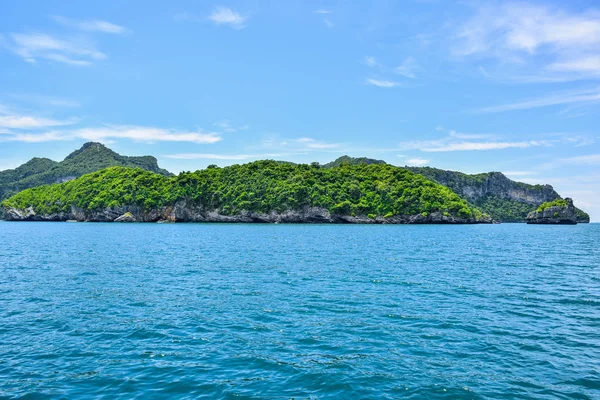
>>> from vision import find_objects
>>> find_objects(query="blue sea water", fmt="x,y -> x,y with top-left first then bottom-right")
0,222 -> 599,399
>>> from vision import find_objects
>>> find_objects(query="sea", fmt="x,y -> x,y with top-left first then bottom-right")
0,222 -> 598,399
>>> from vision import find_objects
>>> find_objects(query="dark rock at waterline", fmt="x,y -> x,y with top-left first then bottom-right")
526,198 -> 578,225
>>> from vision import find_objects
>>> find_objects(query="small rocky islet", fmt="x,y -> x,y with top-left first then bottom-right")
0,142 -> 591,224
526,198 -> 579,225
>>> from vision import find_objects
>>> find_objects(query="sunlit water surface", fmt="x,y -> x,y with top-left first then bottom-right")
0,222 -> 599,399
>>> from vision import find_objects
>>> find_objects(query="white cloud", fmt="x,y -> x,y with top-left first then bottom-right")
454,3 -> 600,80
503,171 -> 538,177
6,93 -> 80,108
557,154 -> 600,166
6,32 -> 106,66
296,137 -> 341,149
0,114 -> 76,129
314,9 -> 332,15
399,131 -> 547,152
365,56 -> 379,68
212,120 -> 248,133
366,78 -> 400,88
448,130 -> 495,140
421,141 -> 543,152
52,16 -> 128,34
1,125 -> 222,144
209,7 -> 247,29
324,19 -> 334,29
548,56 -> 600,74
75,126 -> 222,144
394,57 -> 418,78
4,131 -> 67,143
166,153 -> 252,160
406,158 -> 429,166
475,87 -> 600,113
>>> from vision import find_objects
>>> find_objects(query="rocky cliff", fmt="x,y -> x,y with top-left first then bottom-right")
407,167 -> 589,223
4,202 -> 491,224
526,198 -> 578,225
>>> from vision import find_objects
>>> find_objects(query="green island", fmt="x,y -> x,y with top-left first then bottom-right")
0,142 -> 171,204
536,199 -> 569,212
0,144 -> 591,224
2,161 -> 490,223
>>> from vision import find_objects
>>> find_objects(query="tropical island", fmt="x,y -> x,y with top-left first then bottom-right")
0,142 -> 591,224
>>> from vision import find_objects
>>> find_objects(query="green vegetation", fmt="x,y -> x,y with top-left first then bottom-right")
536,199 -> 569,212
321,155 -> 386,168
3,161 -> 488,220
0,142 -> 172,204
405,166 -> 586,222
574,208 -> 590,222
477,195 -> 538,222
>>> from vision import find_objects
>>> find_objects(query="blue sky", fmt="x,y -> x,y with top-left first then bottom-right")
1,0 -> 599,219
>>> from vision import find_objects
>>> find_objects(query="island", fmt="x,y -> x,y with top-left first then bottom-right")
526,198 -> 578,225
2,162 -> 493,224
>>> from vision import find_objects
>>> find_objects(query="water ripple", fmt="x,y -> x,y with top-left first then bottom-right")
0,222 -> 599,399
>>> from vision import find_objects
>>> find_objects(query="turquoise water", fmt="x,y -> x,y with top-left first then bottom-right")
0,222 -> 599,399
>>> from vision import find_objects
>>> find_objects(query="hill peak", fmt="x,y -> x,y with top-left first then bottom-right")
64,142 -> 114,160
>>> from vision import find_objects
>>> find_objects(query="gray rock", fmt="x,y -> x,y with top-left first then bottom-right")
526,198 -> 577,225
114,212 -> 136,222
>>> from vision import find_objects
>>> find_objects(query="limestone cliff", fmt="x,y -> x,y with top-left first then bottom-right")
3,202 -> 492,224
407,167 -> 589,223
526,198 -> 578,225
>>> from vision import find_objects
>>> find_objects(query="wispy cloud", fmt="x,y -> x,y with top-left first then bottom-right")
209,7 -> 247,29
166,153 -> 253,160
314,9 -> 332,15
366,78 -> 400,88
399,129 -> 548,152
166,152 -> 288,160
364,56 -> 380,68
448,130 -> 495,140
557,154 -> 600,166
475,87 -> 600,113
0,107 -> 77,129
406,158 -> 429,166
418,141 -> 544,152
5,93 -> 80,108
548,56 -> 600,74
5,32 -> 106,66
323,19 -> 334,29
74,126 -> 222,144
394,57 -> 418,78
1,125 -> 222,144
0,115 -> 76,129
454,2 -> 600,81
213,120 -> 249,133
296,137 -> 341,149
52,16 -> 128,34
503,171 -> 538,177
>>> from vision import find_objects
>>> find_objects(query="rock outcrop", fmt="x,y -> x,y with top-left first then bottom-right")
3,202 -> 492,224
114,212 -> 136,222
407,167 -> 590,223
526,198 -> 578,225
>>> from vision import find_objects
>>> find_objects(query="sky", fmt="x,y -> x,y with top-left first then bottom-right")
0,0 -> 599,219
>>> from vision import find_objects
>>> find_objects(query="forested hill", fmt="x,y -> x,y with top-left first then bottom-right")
321,155 -> 386,168
320,156 -> 589,223
2,162 -> 490,224
0,142 -> 172,204
406,166 -> 590,223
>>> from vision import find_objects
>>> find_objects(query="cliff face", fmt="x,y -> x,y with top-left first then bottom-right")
407,167 -> 589,223
3,202 -> 492,224
526,198 -> 578,225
